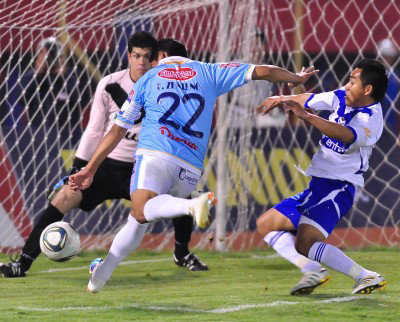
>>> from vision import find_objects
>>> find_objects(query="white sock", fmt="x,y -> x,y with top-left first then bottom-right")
308,242 -> 375,280
264,231 -> 321,273
143,194 -> 193,222
94,215 -> 148,283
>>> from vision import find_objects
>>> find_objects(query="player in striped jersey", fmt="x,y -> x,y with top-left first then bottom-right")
69,38 -> 318,293
0,32 -> 207,279
256,58 -> 388,295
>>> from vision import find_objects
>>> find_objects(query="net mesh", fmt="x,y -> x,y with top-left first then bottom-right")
1,0 -> 399,252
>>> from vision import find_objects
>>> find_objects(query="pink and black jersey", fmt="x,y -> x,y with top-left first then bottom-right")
76,69 -> 141,163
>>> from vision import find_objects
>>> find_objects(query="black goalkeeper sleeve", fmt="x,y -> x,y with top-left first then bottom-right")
105,83 -> 128,108
105,82 -> 145,124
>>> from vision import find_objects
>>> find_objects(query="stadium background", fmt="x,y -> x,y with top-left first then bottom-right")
0,0 -> 399,252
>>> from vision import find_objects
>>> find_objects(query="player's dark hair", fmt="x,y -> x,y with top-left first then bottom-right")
128,31 -> 157,53
354,58 -> 388,102
156,38 -> 188,58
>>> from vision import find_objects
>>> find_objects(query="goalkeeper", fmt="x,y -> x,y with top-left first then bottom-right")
256,59 -> 388,295
0,31 -> 208,278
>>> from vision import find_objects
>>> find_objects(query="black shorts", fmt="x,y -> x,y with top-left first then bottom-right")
79,158 -> 133,211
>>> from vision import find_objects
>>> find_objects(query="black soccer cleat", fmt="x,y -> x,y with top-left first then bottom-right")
174,252 -> 209,271
0,260 -> 26,278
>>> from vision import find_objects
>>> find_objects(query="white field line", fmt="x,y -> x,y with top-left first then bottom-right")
251,254 -> 280,259
15,296 -> 360,314
38,258 -> 171,273
37,254 -> 279,273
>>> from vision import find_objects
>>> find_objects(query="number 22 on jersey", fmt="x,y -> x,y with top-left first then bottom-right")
157,92 -> 205,138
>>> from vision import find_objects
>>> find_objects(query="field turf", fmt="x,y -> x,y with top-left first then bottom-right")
0,248 -> 398,321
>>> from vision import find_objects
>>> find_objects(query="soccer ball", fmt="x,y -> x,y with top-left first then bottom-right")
40,221 -> 80,262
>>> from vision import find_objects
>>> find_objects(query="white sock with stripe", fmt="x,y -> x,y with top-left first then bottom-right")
264,231 -> 322,273
94,215 -> 148,283
308,242 -> 375,280
143,194 -> 193,222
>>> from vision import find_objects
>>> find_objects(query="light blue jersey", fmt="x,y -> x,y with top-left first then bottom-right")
115,56 -> 255,173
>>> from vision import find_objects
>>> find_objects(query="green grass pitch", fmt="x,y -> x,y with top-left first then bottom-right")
0,248 -> 398,321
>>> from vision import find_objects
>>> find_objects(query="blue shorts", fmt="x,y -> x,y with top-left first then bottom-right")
274,177 -> 355,238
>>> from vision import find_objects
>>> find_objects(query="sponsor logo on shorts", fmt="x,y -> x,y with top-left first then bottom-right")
159,126 -> 198,150
178,169 -> 198,186
219,62 -> 241,68
158,67 -> 197,81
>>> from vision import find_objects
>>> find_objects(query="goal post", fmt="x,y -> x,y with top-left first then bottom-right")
215,0 -> 231,252
1,0 -> 399,253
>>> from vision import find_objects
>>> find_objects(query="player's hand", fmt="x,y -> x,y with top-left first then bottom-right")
280,100 -> 309,119
68,168 -> 94,191
288,66 -> 319,87
256,96 -> 284,115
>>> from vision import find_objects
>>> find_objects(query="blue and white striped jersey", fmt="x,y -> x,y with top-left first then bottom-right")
115,56 -> 254,173
304,88 -> 383,187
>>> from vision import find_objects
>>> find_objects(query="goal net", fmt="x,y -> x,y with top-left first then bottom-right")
1,0 -> 399,252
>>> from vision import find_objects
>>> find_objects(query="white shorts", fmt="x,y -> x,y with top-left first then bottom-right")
129,154 -> 200,198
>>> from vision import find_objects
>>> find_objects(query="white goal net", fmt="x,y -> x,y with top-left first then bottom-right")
1,0 -> 399,252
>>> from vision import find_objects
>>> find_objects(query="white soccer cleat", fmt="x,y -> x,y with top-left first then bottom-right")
352,274 -> 387,294
87,258 -> 106,294
189,192 -> 218,229
290,268 -> 331,295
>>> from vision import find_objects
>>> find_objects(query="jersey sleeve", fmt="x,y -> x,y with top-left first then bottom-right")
346,109 -> 383,148
210,62 -> 255,96
115,76 -> 147,130
304,89 -> 343,111
75,76 -> 110,161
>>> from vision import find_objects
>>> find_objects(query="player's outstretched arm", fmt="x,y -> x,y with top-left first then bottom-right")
257,93 -> 312,115
69,124 -> 127,191
281,100 -> 354,143
252,65 -> 318,86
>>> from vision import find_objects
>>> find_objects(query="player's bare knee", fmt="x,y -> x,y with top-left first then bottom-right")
130,189 -> 157,224
257,208 -> 294,237
296,224 -> 326,257
130,210 -> 147,224
256,209 -> 275,236
51,185 -> 82,212
295,235 -> 320,257
294,237 -> 313,257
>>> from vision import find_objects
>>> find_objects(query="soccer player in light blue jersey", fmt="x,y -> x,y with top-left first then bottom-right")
256,59 -> 388,295
69,38 -> 317,293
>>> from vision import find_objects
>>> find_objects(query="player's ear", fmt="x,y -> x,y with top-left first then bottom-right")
364,84 -> 373,97
158,51 -> 168,60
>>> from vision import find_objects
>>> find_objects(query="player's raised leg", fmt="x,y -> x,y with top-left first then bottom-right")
88,194 -> 216,293
129,156 -> 216,228
87,156 -> 216,293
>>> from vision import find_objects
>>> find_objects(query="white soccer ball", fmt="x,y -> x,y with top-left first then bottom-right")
40,221 -> 80,262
